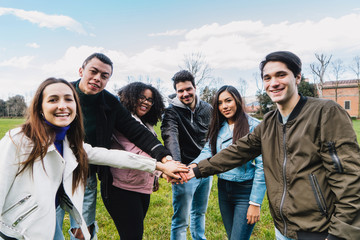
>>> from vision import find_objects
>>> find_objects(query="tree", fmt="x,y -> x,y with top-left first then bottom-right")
350,56 -> 360,118
254,72 -> 263,93
6,95 -> 27,117
200,86 -> 217,104
122,75 -> 166,93
253,72 -> 266,116
331,59 -> 345,102
256,90 -> 275,115
0,99 -> 6,117
298,75 -> 317,97
238,77 -> 248,99
310,53 -> 332,98
181,52 -> 212,89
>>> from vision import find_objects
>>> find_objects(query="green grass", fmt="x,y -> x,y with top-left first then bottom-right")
0,118 -> 24,138
2,119 -> 360,239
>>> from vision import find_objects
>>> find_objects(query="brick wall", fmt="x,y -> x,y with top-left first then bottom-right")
321,80 -> 359,118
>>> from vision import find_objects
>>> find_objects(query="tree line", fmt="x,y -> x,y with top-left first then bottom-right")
0,95 -> 27,117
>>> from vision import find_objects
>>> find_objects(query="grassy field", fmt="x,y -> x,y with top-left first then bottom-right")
0,118 -> 24,137
1,119 -> 360,239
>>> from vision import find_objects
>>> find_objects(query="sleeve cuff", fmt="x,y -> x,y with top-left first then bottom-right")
151,145 -> 171,162
193,167 -> 202,178
249,201 -> 261,207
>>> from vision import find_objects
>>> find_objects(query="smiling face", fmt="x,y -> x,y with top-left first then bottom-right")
263,61 -> 301,108
135,89 -> 153,117
175,81 -> 196,109
78,57 -> 112,95
41,83 -> 77,127
218,91 -> 237,125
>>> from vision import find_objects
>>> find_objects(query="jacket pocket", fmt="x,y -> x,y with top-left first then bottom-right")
309,173 -> 328,218
1,194 -> 39,227
11,205 -> 38,227
327,141 -> 344,173
2,195 -> 32,216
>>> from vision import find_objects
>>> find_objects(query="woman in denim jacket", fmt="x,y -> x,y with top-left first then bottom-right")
192,85 -> 266,240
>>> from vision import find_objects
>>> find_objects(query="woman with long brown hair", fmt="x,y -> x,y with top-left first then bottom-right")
0,78 -> 187,240
191,85 -> 266,240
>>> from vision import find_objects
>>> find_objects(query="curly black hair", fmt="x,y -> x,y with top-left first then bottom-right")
118,82 -> 165,126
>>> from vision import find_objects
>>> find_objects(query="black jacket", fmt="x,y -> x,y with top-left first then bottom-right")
72,80 -> 170,197
161,96 -> 212,165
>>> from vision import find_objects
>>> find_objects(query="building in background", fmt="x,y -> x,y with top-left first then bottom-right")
322,80 -> 359,118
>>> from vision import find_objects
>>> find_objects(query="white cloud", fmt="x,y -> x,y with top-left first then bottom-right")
45,13 -> 360,90
26,42 -> 40,48
0,56 -> 34,68
149,29 -> 188,37
7,12 -> 360,99
0,7 -> 86,34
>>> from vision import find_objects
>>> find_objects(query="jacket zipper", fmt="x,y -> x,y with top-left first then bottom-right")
279,124 -> 288,235
1,195 -> 31,216
12,205 -> 38,227
309,173 -> 328,218
327,141 -> 343,173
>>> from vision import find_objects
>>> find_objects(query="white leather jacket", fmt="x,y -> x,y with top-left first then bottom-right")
0,128 -> 156,240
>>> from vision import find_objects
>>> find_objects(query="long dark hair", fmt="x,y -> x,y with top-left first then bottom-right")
20,78 -> 88,193
207,85 -> 249,155
118,82 -> 165,126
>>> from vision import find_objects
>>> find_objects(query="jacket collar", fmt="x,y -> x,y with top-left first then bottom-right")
48,138 -> 78,181
277,94 -> 308,124
218,121 -> 233,140
131,113 -> 155,135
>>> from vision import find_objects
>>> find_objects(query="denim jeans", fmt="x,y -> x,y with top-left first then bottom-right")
54,172 -> 98,240
275,228 -> 295,240
218,178 -> 255,240
171,176 -> 213,240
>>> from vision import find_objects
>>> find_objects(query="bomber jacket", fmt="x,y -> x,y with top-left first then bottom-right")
194,95 -> 360,240
192,116 -> 266,205
72,80 -> 170,197
161,96 -> 212,165
0,128 -> 157,240
110,114 -> 161,194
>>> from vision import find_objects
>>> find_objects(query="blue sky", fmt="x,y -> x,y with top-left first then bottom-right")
1,0 -> 360,102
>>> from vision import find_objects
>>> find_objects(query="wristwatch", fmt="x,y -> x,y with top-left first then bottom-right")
165,155 -> 173,161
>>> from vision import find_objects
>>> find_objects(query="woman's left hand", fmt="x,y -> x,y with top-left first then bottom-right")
247,204 -> 261,225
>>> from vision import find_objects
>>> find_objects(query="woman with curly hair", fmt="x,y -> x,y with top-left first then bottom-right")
102,82 -> 166,240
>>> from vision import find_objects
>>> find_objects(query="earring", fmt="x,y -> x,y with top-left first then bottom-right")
41,112 -> 44,118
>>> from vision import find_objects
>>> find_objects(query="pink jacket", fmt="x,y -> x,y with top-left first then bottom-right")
110,115 -> 161,194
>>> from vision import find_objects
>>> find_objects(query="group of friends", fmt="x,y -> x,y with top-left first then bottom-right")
0,51 -> 359,240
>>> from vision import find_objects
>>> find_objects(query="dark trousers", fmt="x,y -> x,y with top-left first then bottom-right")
101,182 -> 150,240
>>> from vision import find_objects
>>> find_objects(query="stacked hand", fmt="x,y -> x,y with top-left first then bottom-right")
156,160 -> 189,184
186,163 -> 196,180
